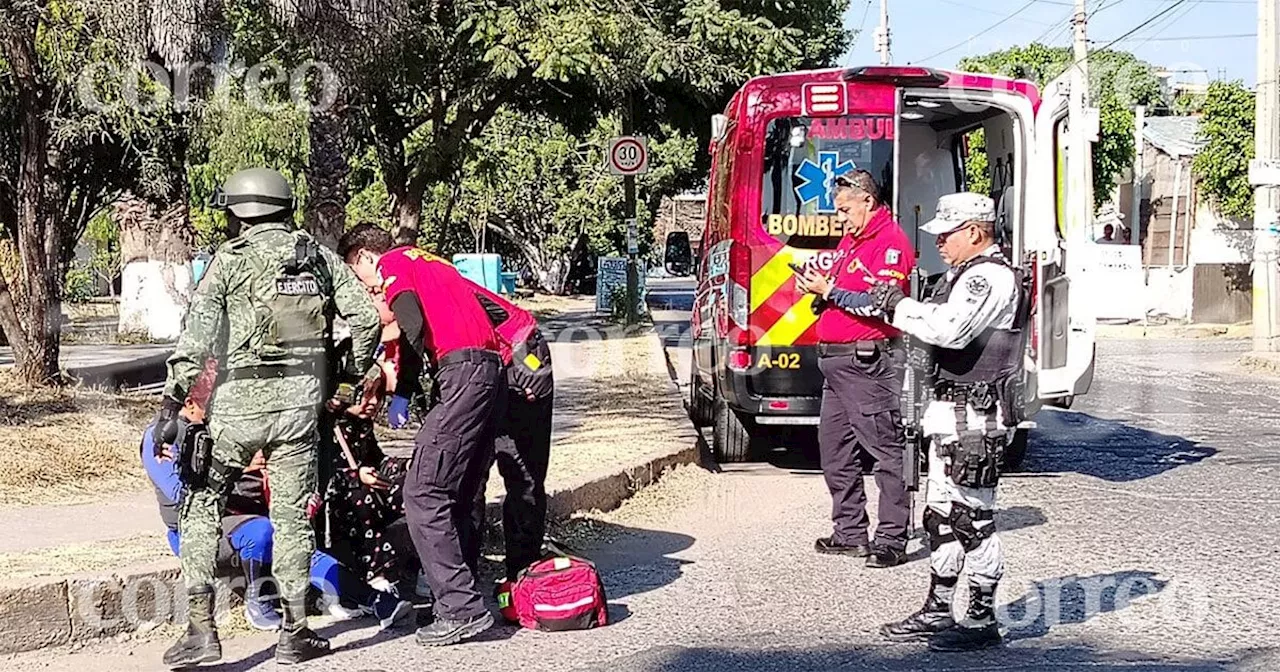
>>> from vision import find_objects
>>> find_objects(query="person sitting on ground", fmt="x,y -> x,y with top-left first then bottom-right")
142,359 -> 413,631
324,322 -> 421,600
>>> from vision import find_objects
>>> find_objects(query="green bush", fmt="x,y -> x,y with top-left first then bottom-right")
63,264 -> 98,303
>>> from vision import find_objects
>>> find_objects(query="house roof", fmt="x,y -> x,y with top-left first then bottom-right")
1142,116 -> 1203,158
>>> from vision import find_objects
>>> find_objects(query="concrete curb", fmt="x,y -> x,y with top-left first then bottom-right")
0,331 -> 701,656
65,351 -> 172,390
1096,324 -> 1252,340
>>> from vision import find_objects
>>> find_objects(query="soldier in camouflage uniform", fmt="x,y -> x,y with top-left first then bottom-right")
152,168 -> 381,668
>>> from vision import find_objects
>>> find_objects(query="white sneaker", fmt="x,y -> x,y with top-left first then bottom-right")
325,601 -> 369,621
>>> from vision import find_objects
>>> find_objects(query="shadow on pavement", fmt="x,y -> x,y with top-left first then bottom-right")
613,642 -> 1247,672
1026,410 -> 1217,482
547,518 -> 696,602
1000,570 -> 1167,643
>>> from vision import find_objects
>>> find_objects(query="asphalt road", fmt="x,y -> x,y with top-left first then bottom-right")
11,331 -> 1280,671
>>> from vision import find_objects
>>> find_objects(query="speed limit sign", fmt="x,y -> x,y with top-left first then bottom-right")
608,136 -> 649,176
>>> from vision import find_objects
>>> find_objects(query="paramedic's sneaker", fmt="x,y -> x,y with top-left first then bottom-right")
244,599 -> 282,631
325,600 -> 368,621
371,591 -> 414,630
415,611 -> 494,647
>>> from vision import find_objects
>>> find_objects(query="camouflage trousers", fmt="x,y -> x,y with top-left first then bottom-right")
179,406 -> 319,623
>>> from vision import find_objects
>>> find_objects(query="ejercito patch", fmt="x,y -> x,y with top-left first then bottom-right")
277,276 -> 321,296
964,274 -> 991,296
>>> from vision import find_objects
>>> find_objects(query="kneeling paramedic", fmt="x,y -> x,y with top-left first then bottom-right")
339,224 -> 506,647
153,168 -> 381,668
868,193 -> 1030,652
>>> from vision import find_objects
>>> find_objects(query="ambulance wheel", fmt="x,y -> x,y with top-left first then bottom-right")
688,360 -> 714,428
1001,428 -> 1029,472
1048,395 -> 1074,410
712,400 -> 763,463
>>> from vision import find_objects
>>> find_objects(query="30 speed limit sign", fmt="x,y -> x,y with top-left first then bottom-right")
608,136 -> 649,176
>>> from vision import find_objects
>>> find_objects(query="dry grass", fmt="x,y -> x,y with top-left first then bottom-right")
0,533 -> 169,581
0,372 -> 155,506
514,293 -> 589,321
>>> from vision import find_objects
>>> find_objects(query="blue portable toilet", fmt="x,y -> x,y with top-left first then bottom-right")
452,253 -> 503,294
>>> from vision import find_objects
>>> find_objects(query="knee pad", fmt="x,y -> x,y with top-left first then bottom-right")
923,507 -> 957,552
949,504 -> 996,552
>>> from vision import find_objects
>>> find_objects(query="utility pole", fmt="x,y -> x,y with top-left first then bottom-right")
1069,0 -> 1093,244
1253,0 -> 1280,352
1132,104 -> 1146,250
876,0 -> 891,65
623,94 -> 640,327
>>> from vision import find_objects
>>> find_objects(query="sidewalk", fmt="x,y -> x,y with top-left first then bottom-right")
1239,351 -> 1280,376
1096,322 -> 1253,340
0,315 -> 704,654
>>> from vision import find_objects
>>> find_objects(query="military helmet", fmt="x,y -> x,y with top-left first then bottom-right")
210,168 -> 295,220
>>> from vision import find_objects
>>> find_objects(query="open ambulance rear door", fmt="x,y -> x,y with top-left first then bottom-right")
1028,73 -> 1098,405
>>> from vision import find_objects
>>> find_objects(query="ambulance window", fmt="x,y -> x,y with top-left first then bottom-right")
710,135 -> 735,243
760,116 -> 894,249
1054,117 -> 1068,241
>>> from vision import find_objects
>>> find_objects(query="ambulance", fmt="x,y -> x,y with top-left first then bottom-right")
684,65 -> 1097,464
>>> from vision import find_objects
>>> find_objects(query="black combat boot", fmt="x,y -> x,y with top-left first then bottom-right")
928,582 -> 1003,652
275,597 -> 332,665
163,587 -> 222,668
880,574 -> 957,642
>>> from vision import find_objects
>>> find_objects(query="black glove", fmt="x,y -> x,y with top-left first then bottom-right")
151,396 -> 184,456
870,282 -> 907,314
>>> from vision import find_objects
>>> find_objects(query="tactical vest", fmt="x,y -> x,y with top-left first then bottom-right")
924,255 -> 1031,385
221,225 -> 333,371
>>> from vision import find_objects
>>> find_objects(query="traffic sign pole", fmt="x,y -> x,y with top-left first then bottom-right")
623,96 -> 639,326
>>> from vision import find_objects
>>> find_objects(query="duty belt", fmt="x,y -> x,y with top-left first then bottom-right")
933,380 -> 997,409
225,359 -> 320,381
436,348 -> 502,369
818,338 -> 903,358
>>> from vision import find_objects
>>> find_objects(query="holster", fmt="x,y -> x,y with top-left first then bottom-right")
176,421 -> 215,490
935,384 -> 1004,489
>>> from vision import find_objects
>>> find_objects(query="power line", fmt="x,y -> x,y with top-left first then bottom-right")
1127,0 -> 1201,50
911,0 -> 1039,64
1088,0 -> 1192,54
1091,32 -> 1255,42
936,0 -> 1057,25
846,0 -> 875,56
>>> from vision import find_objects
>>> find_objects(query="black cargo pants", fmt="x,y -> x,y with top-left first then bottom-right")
471,335 -> 555,579
404,349 -> 505,621
816,340 -> 910,551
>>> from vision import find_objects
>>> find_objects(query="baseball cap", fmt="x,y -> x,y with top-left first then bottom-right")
921,192 -> 996,236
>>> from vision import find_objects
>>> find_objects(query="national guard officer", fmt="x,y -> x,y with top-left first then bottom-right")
872,192 -> 1030,652
338,224 -> 506,647
153,168 -> 381,667
796,170 -> 916,569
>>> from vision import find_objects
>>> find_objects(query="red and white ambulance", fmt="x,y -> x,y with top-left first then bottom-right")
685,65 -> 1097,464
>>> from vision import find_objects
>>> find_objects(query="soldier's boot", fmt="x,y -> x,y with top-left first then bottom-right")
163,587 -> 222,668
880,573 -> 957,642
928,582 -> 1003,652
276,598 -> 332,665
242,560 -> 282,631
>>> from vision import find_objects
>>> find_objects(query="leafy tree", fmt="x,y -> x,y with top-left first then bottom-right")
959,44 -> 1165,209
1193,80 -> 1255,221
1,0 -> 171,382
347,0 -> 849,245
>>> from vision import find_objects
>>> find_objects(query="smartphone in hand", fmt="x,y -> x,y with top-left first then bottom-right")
788,262 -> 807,276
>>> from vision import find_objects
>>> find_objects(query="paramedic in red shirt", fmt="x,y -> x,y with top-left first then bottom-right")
467,284 -> 555,583
796,169 -> 916,569
338,224 -> 503,647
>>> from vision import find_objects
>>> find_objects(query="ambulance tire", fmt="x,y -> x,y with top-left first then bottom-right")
1001,428 -> 1030,472
688,360 -> 714,428
712,399 -> 764,463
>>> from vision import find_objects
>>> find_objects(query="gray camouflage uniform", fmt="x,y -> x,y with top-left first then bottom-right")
163,222 -> 380,623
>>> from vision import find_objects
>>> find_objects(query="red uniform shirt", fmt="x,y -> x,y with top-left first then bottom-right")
467,281 -> 539,366
377,246 -> 500,360
816,207 -> 916,344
